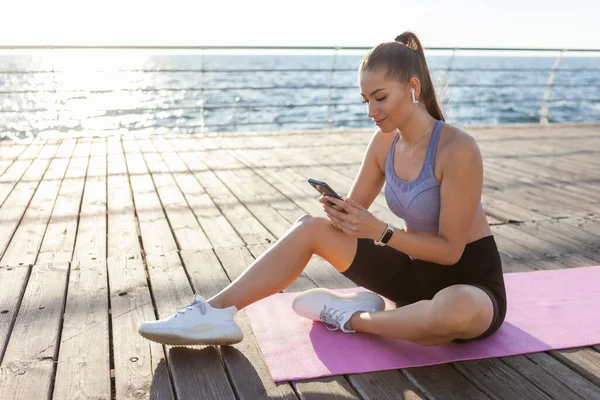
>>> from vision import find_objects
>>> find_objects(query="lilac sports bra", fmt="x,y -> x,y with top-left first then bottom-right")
384,120 -> 443,232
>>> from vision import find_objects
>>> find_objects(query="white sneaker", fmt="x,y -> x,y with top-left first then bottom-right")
138,295 -> 243,345
292,288 -> 385,333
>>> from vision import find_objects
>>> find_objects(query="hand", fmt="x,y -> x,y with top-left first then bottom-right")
321,196 -> 387,240
319,195 -> 344,230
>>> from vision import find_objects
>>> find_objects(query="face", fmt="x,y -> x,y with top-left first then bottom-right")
359,68 -> 416,132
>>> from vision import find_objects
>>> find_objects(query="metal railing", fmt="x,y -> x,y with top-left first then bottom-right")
1,45 -> 599,138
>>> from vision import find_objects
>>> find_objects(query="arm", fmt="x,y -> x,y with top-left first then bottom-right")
346,130 -> 386,209
377,136 -> 484,265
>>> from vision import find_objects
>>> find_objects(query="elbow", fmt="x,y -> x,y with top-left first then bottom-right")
443,247 -> 464,266
440,257 -> 459,266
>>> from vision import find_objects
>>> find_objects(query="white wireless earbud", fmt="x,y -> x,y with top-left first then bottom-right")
411,88 -> 419,104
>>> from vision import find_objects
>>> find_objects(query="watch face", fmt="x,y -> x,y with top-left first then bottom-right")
382,228 -> 394,243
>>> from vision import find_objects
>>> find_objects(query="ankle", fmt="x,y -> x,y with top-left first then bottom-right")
347,312 -> 364,331
207,298 -> 226,309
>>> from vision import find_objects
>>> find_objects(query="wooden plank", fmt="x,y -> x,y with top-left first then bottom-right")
484,144 -> 600,205
106,136 -> 174,400
453,359 -> 555,400
551,349 -> 600,387
503,354 -> 598,400
106,137 -> 143,259
226,144 -> 400,235
152,138 -> 244,248
203,148 -> 352,290
124,138 -> 179,256
108,256 -> 174,400
494,222 -> 600,392
125,137 -> 235,399
403,364 -> 489,399
207,151 -> 304,238
0,140 -> 31,178
0,142 -> 27,162
145,252 -> 235,400
484,158 -> 600,210
0,265 -> 30,363
0,142 -> 45,207
495,224 -> 597,267
178,150 -> 274,246
492,229 -> 566,270
517,220 -> 600,259
0,143 -> 57,260
0,262 -> 69,400
136,138 -> 212,251
36,140 -> 91,265
1,155 -> 71,266
483,163 -> 598,219
53,138 -> 111,400
348,370 -> 425,400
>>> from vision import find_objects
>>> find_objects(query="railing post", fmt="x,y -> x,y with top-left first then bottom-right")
326,47 -> 340,130
539,50 -> 565,124
51,51 -> 59,140
200,48 -> 206,134
442,48 -> 456,108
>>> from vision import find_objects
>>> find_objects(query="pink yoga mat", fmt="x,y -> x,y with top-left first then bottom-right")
245,265 -> 600,382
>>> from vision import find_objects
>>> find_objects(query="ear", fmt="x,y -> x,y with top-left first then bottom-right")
408,77 -> 421,98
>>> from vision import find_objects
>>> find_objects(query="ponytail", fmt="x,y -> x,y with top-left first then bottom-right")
360,31 -> 445,122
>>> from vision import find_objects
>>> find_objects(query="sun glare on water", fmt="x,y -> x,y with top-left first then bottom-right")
28,50 -> 156,140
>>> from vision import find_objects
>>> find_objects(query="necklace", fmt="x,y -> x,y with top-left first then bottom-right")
398,122 -> 435,149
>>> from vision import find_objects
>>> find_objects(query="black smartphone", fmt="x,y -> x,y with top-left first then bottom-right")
307,178 -> 344,200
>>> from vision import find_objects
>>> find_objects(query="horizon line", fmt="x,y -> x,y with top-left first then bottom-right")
1,45 -> 600,52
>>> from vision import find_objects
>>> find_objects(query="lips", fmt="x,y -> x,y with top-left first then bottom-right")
374,118 -> 387,125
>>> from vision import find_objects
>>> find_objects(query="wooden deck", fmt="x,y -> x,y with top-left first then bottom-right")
0,123 -> 599,400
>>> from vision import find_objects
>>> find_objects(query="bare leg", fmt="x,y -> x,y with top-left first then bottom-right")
208,215 -> 358,310
349,285 -> 495,346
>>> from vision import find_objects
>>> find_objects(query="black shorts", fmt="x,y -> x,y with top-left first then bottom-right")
343,235 -> 507,342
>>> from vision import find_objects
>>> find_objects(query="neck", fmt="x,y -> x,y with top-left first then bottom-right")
397,110 -> 437,145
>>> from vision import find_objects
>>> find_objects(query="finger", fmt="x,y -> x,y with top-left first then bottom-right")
325,196 -> 353,214
325,212 -> 349,231
343,196 -> 365,210
326,204 -> 352,220
328,215 -> 356,233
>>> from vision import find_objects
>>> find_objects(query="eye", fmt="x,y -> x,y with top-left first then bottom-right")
376,97 -> 386,102
361,99 -> 368,104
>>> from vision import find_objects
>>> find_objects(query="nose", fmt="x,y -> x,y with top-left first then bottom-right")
367,102 -> 379,119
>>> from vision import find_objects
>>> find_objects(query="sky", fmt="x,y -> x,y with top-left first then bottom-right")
0,0 -> 598,50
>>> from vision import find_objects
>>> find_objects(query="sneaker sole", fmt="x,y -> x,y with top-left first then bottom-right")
138,323 -> 243,346
292,288 -> 386,318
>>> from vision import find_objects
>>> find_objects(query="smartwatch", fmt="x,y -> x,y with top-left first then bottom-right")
374,223 -> 394,246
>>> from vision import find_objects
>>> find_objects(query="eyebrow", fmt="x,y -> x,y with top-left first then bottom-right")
360,88 -> 386,97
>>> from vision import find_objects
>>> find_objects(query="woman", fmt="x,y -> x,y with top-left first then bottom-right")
138,31 -> 507,347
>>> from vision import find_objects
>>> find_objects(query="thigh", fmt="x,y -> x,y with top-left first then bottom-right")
341,237 -> 420,305
305,215 -> 360,273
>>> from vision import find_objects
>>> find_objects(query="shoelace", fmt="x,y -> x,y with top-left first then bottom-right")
319,305 -> 347,331
174,295 -> 207,318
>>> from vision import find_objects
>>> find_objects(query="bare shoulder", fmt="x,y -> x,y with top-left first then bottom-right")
439,123 -> 481,158
437,124 -> 482,175
367,128 -> 396,172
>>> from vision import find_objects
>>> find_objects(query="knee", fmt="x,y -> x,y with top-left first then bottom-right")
291,214 -> 331,249
293,214 -> 328,231
294,214 -> 314,225
424,288 -> 483,338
